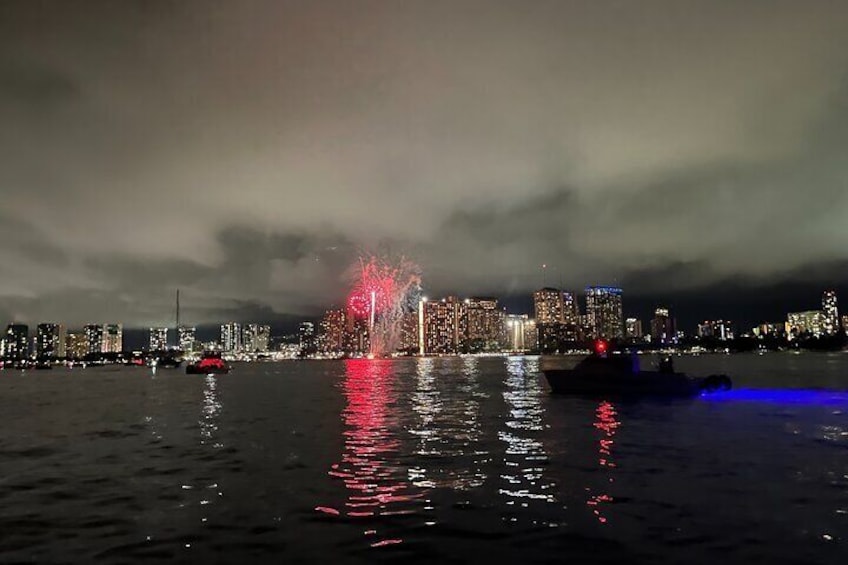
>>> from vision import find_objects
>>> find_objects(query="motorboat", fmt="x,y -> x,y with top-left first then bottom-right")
185,351 -> 230,375
542,340 -> 731,398
154,350 -> 183,369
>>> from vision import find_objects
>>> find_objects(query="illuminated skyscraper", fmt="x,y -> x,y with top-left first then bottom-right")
561,291 -> 580,324
534,288 -> 580,350
66,331 -> 88,359
257,325 -> 271,353
463,297 -> 504,351
221,322 -> 242,353
523,318 -> 538,351
319,309 -> 346,353
787,311 -> 824,338
822,290 -> 839,335
36,323 -> 66,359
421,296 -> 464,354
244,324 -> 271,353
399,310 -> 419,353
842,315 -> 848,335
84,324 -> 104,355
650,308 -> 676,344
625,318 -> 643,340
714,320 -> 734,341
299,322 -> 316,355
533,288 -> 564,324
103,324 -> 123,353
3,324 -> 29,361
178,326 -> 197,352
343,317 -> 369,354
697,320 -> 735,341
585,286 -> 624,340
149,327 -> 169,351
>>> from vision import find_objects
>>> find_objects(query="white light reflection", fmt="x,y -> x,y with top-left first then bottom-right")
200,375 -> 222,448
498,356 -> 555,508
195,375 -> 225,521
410,357 -> 441,458
408,356 -> 487,492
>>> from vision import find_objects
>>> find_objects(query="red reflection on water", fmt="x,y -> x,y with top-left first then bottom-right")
318,360 -> 422,545
586,400 -> 619,524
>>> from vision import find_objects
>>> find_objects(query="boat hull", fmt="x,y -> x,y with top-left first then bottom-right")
543,369 -> 728,398
186,364 -> 229,375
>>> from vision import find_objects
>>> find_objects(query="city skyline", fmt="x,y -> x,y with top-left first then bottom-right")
2,2 -> 848,330
3,285 -> 844,356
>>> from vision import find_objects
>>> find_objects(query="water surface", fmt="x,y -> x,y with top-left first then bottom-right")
0,353 -> 846,563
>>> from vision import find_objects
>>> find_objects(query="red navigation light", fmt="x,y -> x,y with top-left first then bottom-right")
594,339 -> 609,356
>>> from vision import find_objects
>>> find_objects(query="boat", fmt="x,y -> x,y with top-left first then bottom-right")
185,351 -> 230,375
542,340 -> 731,398
149,350 -> 183,369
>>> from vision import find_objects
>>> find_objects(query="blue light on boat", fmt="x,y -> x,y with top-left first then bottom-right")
702,388 -> 848,405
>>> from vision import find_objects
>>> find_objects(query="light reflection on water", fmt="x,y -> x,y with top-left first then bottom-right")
586,400 -> 618,524
200,375 -> 222,448
320,355 -> 848,557
321,359 -> 422,547
499,356 -> 555,513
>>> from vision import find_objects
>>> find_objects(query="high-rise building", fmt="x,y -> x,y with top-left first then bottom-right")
625,318 -> 643,340
463,297 -> 504,351
298,322 -> 316,355
3,324 -> 29,361
822,290 -> 839,335
650,308 -> 676,344
534,288 -> 581,350
533,288 -> 564,324
585,286 -> 624,340
842,315 -> 848,335
421,296 -> 464,354
36,323 -> 66,359
562,291 -> 580,324
66,331 -> 88,359
399,310 -> 419,353
506,314 -> 537,351
343,317 -> 369,354
714,320 -> 734,341
84,324 -> 104,355
103,324 -> 123,353
149,327 -> 169,351
786,311 -> 824,338
256,325 -> 271,353
178,326 -> 197,352
697,320 -> 735,341
221,322 -> 242,353
523,319 -> 538,351
320,309 -> 346,353
244,324 -> 271,353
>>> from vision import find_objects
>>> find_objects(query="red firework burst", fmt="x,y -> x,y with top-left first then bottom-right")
346,261 -> 400,320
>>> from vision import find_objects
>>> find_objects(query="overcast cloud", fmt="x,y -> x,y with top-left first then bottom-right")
2,0 -> 848,328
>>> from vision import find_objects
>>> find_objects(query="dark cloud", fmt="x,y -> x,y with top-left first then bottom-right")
1,0 -> 848,329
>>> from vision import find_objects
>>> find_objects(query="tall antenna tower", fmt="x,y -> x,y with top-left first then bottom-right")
175,289 -> 180,349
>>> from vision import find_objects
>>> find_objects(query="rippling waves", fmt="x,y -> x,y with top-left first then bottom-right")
0,354 -> 846,563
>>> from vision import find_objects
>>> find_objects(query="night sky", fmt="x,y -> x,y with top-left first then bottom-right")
2,1 -> 848,335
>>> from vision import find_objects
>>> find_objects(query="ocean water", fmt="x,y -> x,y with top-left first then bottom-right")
0,353 -> 846,564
